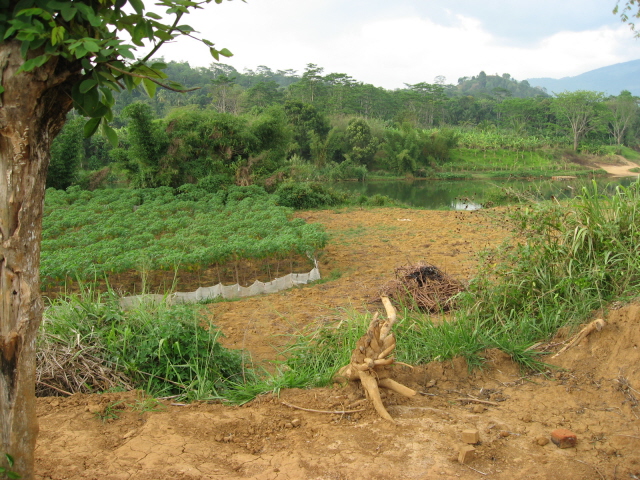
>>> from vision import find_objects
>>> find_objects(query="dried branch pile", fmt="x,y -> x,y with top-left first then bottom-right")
380,262 -> 465,312
36,335 -> 133,396
336,297 -> 416,422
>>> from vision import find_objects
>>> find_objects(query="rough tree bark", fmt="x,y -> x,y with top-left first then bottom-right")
0,40 -> 79,479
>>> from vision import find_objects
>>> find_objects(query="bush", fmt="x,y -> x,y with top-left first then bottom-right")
275,182 -> 349,209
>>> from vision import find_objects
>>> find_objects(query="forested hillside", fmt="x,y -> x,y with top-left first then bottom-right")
49,60 -> 640,191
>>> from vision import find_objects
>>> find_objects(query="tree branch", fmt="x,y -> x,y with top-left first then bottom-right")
106,63 -> 200,92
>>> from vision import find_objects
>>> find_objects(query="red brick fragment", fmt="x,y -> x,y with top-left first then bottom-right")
551,428 -> 577,448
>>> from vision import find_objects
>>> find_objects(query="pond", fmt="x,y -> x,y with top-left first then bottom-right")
327,176 -> 639,210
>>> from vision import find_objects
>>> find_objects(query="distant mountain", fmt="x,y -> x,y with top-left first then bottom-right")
527,59 -> 640,96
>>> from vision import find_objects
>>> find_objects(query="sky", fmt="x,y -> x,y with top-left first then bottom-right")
144,0 -> 640,90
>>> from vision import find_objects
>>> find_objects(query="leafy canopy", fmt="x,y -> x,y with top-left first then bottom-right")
0,0 -> 234,144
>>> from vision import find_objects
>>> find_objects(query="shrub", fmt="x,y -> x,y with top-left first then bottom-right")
275,182 -> 349,209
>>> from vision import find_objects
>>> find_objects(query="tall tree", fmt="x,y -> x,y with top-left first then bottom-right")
606,90 -> 639,145
0,1 -> 233,478
294,63 -> 325,104
403,82 -> 447,128
210,73 -> 242,114
47,115 -> 84,190
551,91 -> 606,151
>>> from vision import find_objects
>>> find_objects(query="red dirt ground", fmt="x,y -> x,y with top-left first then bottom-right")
35,208 -> 640,479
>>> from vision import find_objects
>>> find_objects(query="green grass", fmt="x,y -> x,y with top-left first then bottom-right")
41,288 -> 249,401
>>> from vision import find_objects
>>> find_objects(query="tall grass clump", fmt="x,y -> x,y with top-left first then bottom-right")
451,179 -> 640,364
40,288 -> 247,400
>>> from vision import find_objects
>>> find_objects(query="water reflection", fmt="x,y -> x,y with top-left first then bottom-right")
451,199 -> 482,211
328,177 -> 638,210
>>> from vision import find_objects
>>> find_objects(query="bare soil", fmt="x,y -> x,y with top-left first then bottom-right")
35,208 -> 640,479
596,156 -> 640,177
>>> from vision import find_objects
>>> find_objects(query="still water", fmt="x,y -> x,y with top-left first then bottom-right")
328,176 -> 639,210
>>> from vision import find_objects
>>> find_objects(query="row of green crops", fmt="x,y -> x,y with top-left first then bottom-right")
42,185 -> 327,283
454,129 -> 558,151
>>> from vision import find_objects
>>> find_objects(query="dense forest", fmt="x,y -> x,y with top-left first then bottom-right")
49,60 -> 640,191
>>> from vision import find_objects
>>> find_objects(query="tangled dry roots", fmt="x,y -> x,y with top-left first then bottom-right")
36,335 -> 133,397
336,297 -> 416,422
380,262 -> 465,312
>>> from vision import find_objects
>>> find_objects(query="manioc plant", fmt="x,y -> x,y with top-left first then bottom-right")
337,296 -> 416,421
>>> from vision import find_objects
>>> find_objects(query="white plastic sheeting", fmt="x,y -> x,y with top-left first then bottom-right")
120,266 -> 321,310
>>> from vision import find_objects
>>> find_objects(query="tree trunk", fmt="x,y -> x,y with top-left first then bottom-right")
0,40 -> 78,479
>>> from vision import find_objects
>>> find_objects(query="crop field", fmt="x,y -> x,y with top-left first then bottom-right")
41,186 -> 327,290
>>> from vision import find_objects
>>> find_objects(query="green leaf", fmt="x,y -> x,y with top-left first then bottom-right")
82,39 -> 100,53
141,78 -> 157,98
132,22 -> 148,46
73,46 -> 88,59
89,103 -> 109,119
154,30 -> 174,41
51,25 -> 65,45
177,24 -> 195,34
122,74 -> 136,91
87,9 -> 102,27
145,12 -> 162,20
18,54 -> 48,73
0,85 -> 4,94
102,123 -> 119,148
60,5 -> 77,22
20,40 -> 30,58
219,48 -> 233,58
209,47 -> 220,61
128,0 -> 145,15
100,87 -> 115,107
117,45 -> 136,60
79,79 -> 98,94
81,86 -> 100,114
84,117 -> 101,137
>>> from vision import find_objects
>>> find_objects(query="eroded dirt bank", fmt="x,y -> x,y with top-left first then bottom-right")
35,208 -> 640,479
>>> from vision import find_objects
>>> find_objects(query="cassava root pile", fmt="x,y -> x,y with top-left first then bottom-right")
336,296 -> 416,422
380,262 -> 464,312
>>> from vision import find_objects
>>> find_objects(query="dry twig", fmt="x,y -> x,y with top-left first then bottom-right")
456,398 -> 500,406
281,401 -> 366,415
36,334 -> 133,396
553,319 -> 605,357
379,263 -> 465,312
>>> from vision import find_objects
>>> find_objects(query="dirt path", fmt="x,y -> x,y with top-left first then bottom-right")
34,208 -> 640,479
596,156 -> 640,177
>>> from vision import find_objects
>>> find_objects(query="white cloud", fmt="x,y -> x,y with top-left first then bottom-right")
144,1 -> 640,89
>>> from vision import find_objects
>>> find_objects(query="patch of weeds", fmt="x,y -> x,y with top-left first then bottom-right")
95,400 -> 125,423
196,295 -> 243,305
0,453 -> 20,479
311,269 -> 343,285
130,395 -> 165,414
